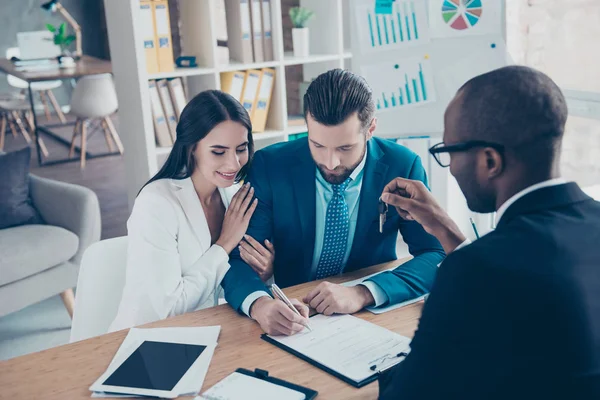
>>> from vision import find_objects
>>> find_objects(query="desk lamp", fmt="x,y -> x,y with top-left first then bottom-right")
41,0 -> 82,58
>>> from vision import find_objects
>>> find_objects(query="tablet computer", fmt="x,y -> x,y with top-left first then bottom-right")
90,340 -> 207,398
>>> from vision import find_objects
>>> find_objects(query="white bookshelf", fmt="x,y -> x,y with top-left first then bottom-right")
104,0 -> 353,207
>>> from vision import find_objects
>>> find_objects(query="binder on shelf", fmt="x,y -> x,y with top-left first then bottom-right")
152,0 -> 175,73
251,68 -> 275,132
148,80 -> 173,147
140,0 -> 159,74
240,69 -> 262,118
249,0 -> 264,63
224,0 -> 254,64
156,79 -> 178,142
260,0 -> 274,61
167,78 -> 188,120
220,71 -> 247,102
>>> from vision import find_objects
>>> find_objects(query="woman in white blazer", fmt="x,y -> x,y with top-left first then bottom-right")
110,90 -> 274,331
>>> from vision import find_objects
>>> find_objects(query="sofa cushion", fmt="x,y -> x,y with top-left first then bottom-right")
0,147 -> 44,229
0,224 -> 79,286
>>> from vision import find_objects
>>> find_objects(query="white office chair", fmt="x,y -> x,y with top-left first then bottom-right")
6,47 -> 66,123
70,236 -> 128,343
69,73 -> 124,169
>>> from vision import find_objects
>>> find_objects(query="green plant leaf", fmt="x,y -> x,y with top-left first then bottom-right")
64,36 -> 75,46
54,36 -> 61,45
289,6 -> 314,28
46,23 -> 56,33
59,22 -> 66,36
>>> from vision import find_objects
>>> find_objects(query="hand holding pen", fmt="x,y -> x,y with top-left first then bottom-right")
272,284 -> 313,332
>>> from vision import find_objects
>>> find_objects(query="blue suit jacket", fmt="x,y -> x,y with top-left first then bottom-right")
222,137 -> 445,312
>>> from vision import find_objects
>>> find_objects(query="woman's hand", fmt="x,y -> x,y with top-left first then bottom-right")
239,235 -> 275,282
216,183 -> 258,254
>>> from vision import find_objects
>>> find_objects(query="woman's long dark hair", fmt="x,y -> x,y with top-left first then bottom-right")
142,90 -> 254,192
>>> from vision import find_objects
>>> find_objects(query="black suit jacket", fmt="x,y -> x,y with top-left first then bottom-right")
379,183 -> 600,400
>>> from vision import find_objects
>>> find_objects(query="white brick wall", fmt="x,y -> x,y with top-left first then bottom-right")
507,0 -> 600,187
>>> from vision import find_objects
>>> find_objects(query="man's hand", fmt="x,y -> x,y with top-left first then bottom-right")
303,282 -> 374,316
249,297 -> 310,336
381,177 -> 466,254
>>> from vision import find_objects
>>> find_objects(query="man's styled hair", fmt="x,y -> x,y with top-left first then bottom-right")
458,65 -> 568,165
303,69 -> 376,131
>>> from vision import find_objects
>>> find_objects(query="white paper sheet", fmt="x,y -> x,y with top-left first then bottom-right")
90,326 -> 221,398
342,269 -> 428,314
198,372 -> 305,400
267,315 -> 411,383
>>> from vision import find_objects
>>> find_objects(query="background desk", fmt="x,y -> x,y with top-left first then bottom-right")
0,56 -> 113,166
0,258 -> 424,400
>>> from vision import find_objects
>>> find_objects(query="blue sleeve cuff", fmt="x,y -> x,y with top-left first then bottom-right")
241,291 -> 272,317
360,281 -> 389,308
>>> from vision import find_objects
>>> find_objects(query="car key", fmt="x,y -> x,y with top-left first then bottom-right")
379,199 -> 388,233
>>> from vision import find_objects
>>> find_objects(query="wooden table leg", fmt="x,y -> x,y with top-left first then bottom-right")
60,288 -> 75,319
46,90 -> 67,124
100,118 -> 115,152
12,111 -> 31,143
70,119 -> 81,158
104,116 -> 124,154
39,91 -> 52,122
80,120 -> 87,169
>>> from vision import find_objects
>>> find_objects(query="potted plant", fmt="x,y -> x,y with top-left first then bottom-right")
289,7 -> 314,58
46,22 -> 76,65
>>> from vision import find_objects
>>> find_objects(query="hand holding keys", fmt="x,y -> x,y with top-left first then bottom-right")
378,199 -> 388,233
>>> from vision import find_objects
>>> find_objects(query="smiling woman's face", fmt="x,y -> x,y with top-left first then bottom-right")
193,120 -> 250,187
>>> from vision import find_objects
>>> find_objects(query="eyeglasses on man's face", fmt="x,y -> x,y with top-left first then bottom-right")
428,141 -> 505,168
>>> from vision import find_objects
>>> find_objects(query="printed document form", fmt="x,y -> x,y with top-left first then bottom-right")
267,314 -> 411,383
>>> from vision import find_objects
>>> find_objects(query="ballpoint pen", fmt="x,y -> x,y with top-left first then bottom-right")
271,284 -> 313,332
470,217 -> 480,239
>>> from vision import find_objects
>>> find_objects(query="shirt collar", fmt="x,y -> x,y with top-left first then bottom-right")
495,178 -> 569,223
349,146 -> 368,181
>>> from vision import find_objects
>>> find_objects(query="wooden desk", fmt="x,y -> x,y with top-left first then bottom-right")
0,259 -> 424,400
0,56 -> 114,166
0,56 -> 111,83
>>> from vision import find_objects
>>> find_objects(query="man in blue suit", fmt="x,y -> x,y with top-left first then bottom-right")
221,69 -> 445,335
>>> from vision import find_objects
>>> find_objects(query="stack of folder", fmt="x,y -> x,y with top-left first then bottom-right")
149,78 -> 189,147
221,68 -> 276,133
225,0 -> 274,64
139,0 -> 175,74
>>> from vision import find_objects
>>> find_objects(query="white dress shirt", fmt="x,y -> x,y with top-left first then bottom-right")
109,178 -> 239,332
455,178 -> 569,252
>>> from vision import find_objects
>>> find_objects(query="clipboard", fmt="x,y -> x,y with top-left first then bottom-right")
260,314 -> 411,389
201,368 -> 318,399
261,333 -> 378,388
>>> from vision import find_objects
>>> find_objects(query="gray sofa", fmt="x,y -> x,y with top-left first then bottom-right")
0,174 -> 101,318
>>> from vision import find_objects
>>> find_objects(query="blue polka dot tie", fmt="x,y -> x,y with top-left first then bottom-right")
315,178 -> 352,280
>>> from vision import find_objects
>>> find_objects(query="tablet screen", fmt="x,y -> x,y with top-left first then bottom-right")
103,340 -> 207,391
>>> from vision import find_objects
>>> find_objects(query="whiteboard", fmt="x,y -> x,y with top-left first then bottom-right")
350,0 -> 510,137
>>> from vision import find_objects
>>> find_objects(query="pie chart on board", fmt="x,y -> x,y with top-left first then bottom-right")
442,0 -> 483,31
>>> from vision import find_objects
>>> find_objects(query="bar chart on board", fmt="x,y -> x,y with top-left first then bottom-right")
361,57 -> 436,112
355,0 -> 430,52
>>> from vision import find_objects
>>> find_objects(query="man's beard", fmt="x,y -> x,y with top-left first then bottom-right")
316,144 -> 367,185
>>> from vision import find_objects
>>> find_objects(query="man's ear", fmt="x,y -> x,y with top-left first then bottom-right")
484,148 -> 504,179
366,117 -> 377,140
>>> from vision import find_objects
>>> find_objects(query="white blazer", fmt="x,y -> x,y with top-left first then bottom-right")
110,178 -> 239,332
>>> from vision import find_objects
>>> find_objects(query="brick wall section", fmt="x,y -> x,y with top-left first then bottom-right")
282,0 -> 303,117
168,0 -> 182,59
